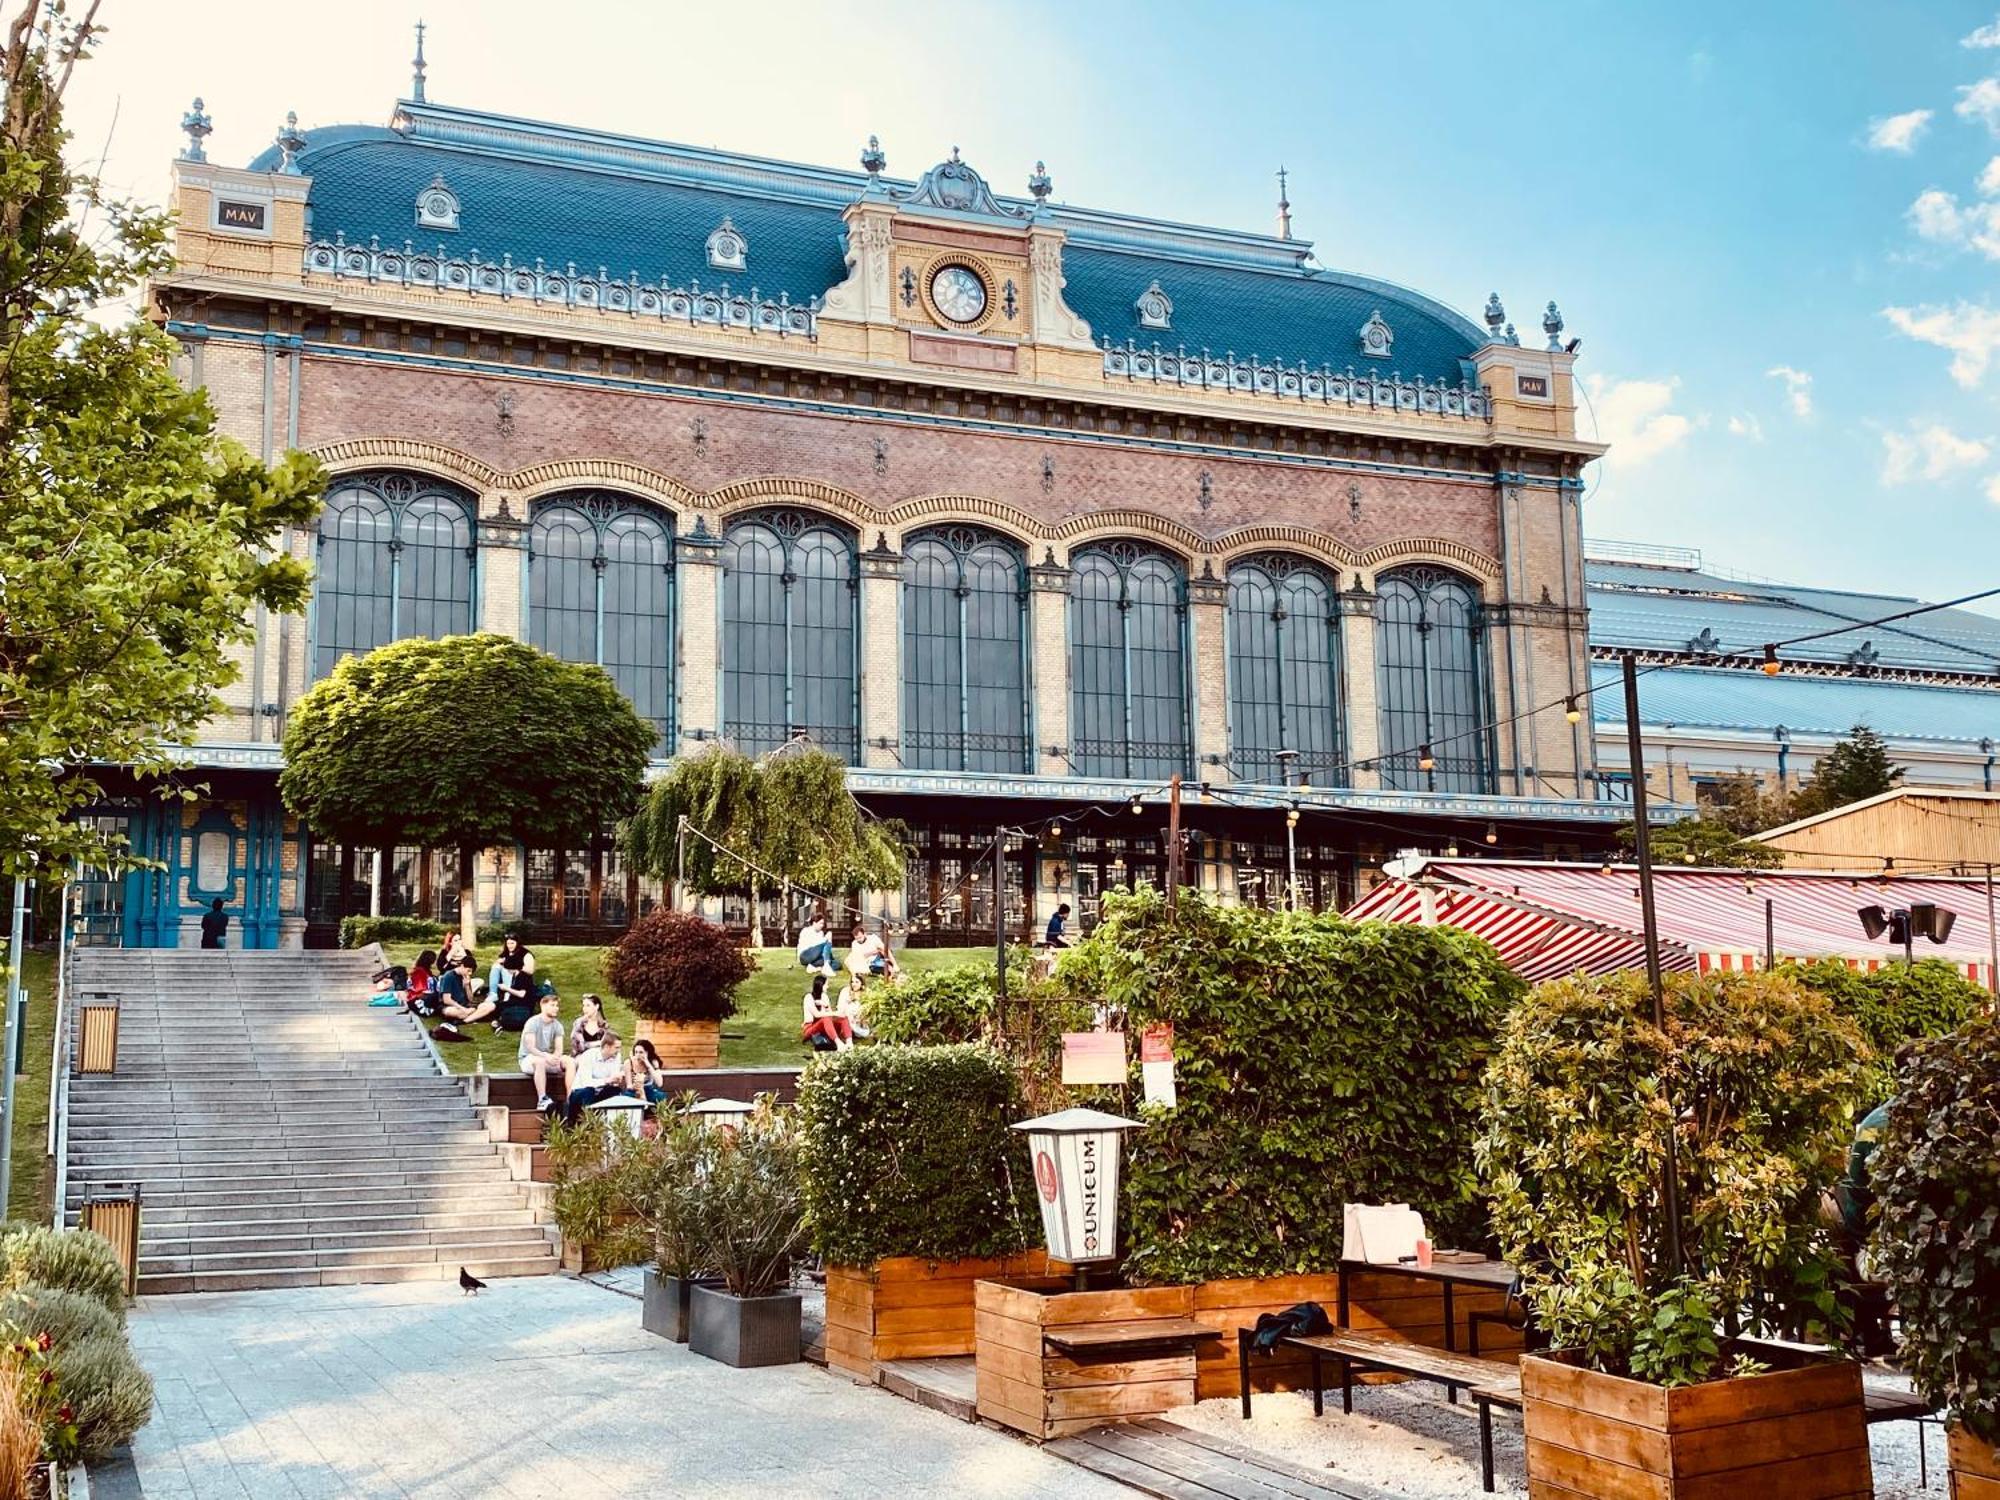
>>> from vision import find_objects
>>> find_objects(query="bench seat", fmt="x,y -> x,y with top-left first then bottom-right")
1043,1317 -> 1222,1359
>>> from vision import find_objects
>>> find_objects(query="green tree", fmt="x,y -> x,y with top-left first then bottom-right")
1618,817 -> 1784,869
279,635 -> 654,924
0,5 -> 324,880
1791,726 -> 1903,820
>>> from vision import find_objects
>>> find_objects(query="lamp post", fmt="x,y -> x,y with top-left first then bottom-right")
1012,1108 -> 1143,1287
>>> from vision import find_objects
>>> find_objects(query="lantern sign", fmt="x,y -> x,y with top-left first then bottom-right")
588,1094 -> 650,1138
685,1097 -> 755,1133
1011,1108 -> 1143,1264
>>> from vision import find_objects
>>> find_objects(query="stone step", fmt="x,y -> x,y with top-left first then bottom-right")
137,1252 -> 558,1297
131,1205 -> 540,1236
68,1113 -> 485,1139
67,1162 -> 517,1195
74,1181 -> 535,1219
141,1222 -> 547,1261
139,1234 -> 556,1275
72,1078 -> 466,1099
66,1133 -> 496,1165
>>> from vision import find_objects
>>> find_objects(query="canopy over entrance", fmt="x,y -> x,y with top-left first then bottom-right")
1347,859 -> 1997,987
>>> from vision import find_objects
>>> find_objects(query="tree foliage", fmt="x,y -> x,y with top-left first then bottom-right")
1783,957 -> 1981,1107
280,634 -> 653,917
1791,726 -> 1902,820
0,6 -> 324,880
1064,887 -> 1523,1283
602,907 -> 754,1023
1871,1017 -> 2000,1445
622,742 -> 903,899
1618,816 -> 1784,869
1478,969 -> 1870,1385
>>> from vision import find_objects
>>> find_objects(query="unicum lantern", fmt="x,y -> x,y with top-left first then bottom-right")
1011,1108 -> 1142,1264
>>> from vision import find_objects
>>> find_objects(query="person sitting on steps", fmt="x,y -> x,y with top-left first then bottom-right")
518,991 -> 571,1112
564,1031 -> 628,1124
628,1037 -> 670,1105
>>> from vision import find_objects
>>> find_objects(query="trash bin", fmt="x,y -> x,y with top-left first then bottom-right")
80,1186 -> 141,1299
78,992 -> 119,1075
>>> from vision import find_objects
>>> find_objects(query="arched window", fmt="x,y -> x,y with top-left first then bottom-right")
1375,566 -> 1492,794
902,526 -> 1030,773
312,471 -> 475,681
722,509 -> 859,761
529,492 -> 675,749
1068,541 -> 1190,779
1227,554 -> 1343,785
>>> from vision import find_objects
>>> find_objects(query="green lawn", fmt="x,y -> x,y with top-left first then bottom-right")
5,951 -> 54,1225
385,943 -> 990,1073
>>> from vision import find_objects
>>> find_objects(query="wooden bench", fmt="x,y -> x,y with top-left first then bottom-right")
1469,1384 -> 1523,1494
1044,1318 -> 1222,1360
1239,1327 -> 1519,1420
1865,1386 -> 1942,1488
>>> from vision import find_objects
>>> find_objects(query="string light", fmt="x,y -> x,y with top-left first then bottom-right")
1129,796 -> 1143,815
1484,822 -> 1498,845
1565,696 -> 1582,723
1417,743 -> 1436,773
1761,644 -> 1781,676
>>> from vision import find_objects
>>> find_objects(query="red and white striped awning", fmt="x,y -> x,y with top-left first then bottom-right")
1345,861 -> 1997,988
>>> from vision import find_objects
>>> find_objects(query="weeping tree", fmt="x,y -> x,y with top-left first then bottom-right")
281,635 -> 655,926
622,743 -> 903,941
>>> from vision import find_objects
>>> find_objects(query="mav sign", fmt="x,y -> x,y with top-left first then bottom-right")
1011,1109 -> 1143,1264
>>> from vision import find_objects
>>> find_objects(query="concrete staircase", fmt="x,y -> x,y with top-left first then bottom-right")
64,950 -> 558,1294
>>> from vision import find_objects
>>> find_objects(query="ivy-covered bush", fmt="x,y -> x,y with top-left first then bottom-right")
796,1044 -> 1035,1266
1784,957 -> 1980,1105
1063,888 -> 1522,1284
0,1228 -> 124,1312
603,908 -> 754,1023
1872,1016 -> 2000,1445
1478,968 -> 1869,1386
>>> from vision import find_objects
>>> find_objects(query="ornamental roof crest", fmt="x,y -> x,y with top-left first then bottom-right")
897,147 -> 1020,220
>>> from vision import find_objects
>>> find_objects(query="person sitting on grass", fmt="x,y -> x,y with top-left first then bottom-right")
800,973 -> 853,1052
836,973 -> 871,1041
796,908 -> 837,976
569,993 -> 609,1055
438,955 -> 497,1026
845,922 -> 898,982
564,1032 -> 628,1124
627,1038 -> 670,1105
404,949 -> 438,1012
518,991 -> 570,1112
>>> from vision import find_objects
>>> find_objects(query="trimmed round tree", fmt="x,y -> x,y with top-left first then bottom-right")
280,634 -> 655,926
604,908 -> 754,1065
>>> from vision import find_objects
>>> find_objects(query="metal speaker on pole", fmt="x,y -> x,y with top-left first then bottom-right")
1857,905 -> 1889,941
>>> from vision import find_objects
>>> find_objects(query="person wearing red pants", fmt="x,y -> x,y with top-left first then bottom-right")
800,973 -> 853,1052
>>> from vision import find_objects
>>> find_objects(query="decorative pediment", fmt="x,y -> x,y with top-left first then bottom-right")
898,148 -> 1018,219
706,217 -> 747,272
415,173 -> 459,231
1135,280 -> 1173,331
1358,308 -> 1393,359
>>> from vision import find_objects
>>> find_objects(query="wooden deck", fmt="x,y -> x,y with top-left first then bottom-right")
1048,1418 -> 1402,1500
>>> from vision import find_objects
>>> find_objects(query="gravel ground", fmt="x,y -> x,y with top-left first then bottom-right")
1174,1373 -> 1943,1500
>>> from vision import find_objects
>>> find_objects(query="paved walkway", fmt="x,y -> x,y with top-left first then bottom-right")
121,1276 -> 1131,1499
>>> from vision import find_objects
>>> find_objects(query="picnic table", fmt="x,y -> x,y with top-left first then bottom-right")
1336,1255 -> 1520,1353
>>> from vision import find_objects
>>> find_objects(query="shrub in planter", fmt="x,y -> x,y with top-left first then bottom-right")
603,909 -> 753,1060
49,1331 -> 152,1463
1064,887 -> 1522,1283
1783,957 -> 1980,1106
0,1230 -> 124,1314
689,1102 -> 810,1368
1479,968 -> 1870,1382
630,1100 -> 723,1342
546,1115 -> 655,1271
0,1337 -> 68,1488
1872,1017 -> 2000,1468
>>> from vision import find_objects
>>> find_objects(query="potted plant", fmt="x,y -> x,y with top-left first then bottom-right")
636,1099 -> 725,1343
1479,969 -> 1875,1499
546,1115 -> 651,1273
687,1101 -> 811,1368
603,909 -> 754,1069
1871,1016 -> 2000,1495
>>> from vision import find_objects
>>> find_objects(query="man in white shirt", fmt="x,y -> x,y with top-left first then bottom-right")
563,1032 -> 629,1124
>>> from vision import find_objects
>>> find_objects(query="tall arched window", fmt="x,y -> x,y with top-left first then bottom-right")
529,492 -> 675,749
1227,554 -> 1343,785
723,509 -> 859,761
312,471 -> 476,680
902,526 -> 1029,773
1375,566 -> 1492,794
1068,541 -> 1190,779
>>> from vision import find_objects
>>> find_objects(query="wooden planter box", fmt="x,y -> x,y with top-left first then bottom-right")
634,1017 -> 721,1069
974,1277 -> 1200,1441
1953,1427 -> 2000,1500
825,1252 -> 1049,1379
1521,1351 -> 1870,1499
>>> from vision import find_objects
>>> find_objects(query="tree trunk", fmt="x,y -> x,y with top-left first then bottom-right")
457,843 -> 476,945
748,880 -> 764,949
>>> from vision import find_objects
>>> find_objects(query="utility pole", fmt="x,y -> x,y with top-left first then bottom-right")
994,825 -> 1008,1044
1764,898 -> 1775,971
1622,652 -> 1685,1278
1165,775 -> 1183,915
1,875 -> 27,1213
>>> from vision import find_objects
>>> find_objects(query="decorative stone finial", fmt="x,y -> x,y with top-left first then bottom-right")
275,112 -> 307,175
1543,300 -> 1565,350
860,134 -> 886,181
1028,160 -> 1052,203
1502,321 -> 1519,346
1276,165 -> 1292,241
1484,293 -> 1505,340
412,19 -> 428,102
179,98 -> 212,162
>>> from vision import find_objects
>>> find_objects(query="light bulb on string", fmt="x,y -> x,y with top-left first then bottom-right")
1484,822 -> 1498,845
1565,696 -> 1582,723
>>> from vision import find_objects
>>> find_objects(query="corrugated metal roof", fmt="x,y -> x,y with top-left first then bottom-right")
1590,663 -> 2000,745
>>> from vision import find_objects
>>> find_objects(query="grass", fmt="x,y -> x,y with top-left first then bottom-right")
5,950 -> 54,1226
385,943 -> 991,1074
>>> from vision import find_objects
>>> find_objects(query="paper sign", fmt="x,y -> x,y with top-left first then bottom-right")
1140,1024 -> 1174,1063
1061,1030 -> 1127,1086
1139,1024 -> 1176,1107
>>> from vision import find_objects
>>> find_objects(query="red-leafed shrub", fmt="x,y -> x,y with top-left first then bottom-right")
604,909 -> 754,1023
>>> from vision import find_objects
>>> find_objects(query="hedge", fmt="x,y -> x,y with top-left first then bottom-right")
795,1044 -> 1036,1266
1784,958 -> 1981,1105
338,915 -> 539,950
1063,887 -> 1523,1284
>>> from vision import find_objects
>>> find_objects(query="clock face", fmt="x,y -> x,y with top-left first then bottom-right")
930,265 -> 987,324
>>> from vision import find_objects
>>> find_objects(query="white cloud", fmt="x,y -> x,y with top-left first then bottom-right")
1880,423 -> 1991,485
1905,188 -> 2000,257
1726,414 -> 1764,441
1585,375 -> 1697,465
1957,77 -> 2000,134
1966,16 -> 2000,47
1986,473 -> 2000,504
1766,365 -> 1815,418
1867,109 -> 1933,152
1982,156 -> 2000,196
1882,301 -> 2000,386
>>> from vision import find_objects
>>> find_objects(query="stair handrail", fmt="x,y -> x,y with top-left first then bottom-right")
46,869 -> 75,1229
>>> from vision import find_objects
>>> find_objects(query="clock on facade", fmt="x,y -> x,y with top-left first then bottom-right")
929,264 -> 988,324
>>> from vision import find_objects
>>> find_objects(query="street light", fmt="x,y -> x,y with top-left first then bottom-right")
1011,1108 -> 1143,1272
1284,803 -> 1300,911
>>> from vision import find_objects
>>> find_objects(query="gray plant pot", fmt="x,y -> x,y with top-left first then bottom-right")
688,1284 -> 802,1368
642,1269 -> 725,1343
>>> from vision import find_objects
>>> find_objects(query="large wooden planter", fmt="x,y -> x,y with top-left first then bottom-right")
1953,1427 -> 2000,1500
634,1017 -> 721,1068
975,1277 -> 1199,1440
825,1252 -> 1049,1380
1521,1351 -> 1870,1499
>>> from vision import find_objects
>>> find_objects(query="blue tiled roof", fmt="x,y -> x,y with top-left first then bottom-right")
1585,561 -> 2000,674
1591,664 -> 2000,746
254,110 -> 1482,386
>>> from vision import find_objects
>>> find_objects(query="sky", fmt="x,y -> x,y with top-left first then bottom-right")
50,0 -> 2000,609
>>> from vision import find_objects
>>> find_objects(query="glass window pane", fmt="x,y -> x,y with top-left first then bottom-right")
1069,543 -> 1189,778
1375,567 -> 1491,793
902,528 -> 1027,772
312,472 -> 476,681
723,510 -> 858,761
1227,556 -> 1343,786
